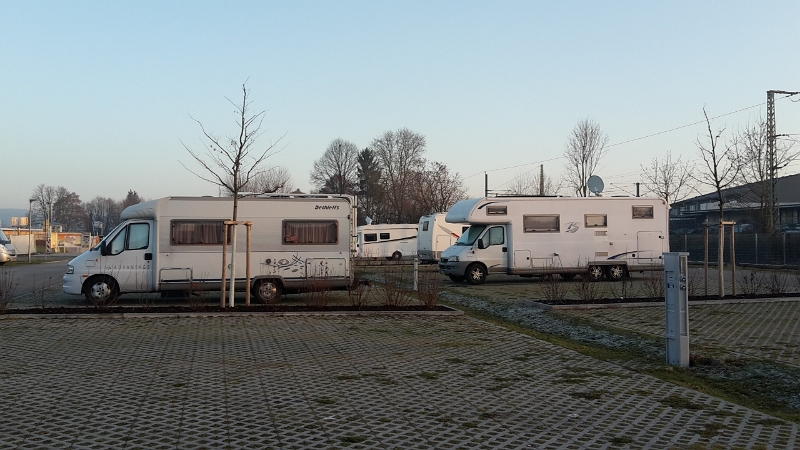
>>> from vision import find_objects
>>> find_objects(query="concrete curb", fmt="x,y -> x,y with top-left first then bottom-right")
0,307 -> 465,320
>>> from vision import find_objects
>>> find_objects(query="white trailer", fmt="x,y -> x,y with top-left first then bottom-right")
417,213 -> 469,263
63,194 -> 357,303
357,223 -> 418,260
438,196 -> 669,284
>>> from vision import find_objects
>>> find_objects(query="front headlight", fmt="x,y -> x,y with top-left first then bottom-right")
449,256 -> 459,262
66,265 -> 74,274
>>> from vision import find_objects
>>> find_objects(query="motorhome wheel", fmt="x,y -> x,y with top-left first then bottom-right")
587,265 -> 604,282
465,263 -> 487,285
607,265 -> 625,281
391,251 -> 402,261
254,279 -> 281,304
448,274 -> 465,283
83,275 -> 119,305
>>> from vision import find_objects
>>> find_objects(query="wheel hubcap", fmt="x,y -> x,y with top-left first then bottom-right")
259,282 -> 277,300
90,283 -> 110,302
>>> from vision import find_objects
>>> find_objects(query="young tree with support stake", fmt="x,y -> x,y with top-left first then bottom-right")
181,83 -> 284,307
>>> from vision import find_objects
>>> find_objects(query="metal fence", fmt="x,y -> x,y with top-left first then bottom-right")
670,232 -> 800,267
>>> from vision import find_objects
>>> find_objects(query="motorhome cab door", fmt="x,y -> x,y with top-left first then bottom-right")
478,225 -> 508,273
103,221 -> 155,292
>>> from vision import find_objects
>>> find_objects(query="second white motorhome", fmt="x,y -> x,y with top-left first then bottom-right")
63,194 -> 357,304
357,223 -> 418,260
417,213 -> 469,263
438,196 -> 669,284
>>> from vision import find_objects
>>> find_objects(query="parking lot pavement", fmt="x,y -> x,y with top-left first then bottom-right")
559,298 -> 800,368
0,314 -> 796,449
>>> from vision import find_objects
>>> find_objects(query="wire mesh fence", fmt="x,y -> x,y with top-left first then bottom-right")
670,232 -> 800,267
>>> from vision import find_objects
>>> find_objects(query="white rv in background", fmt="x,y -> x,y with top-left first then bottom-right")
417,213 -> 469,263
438,196 -> 669,284
63,195 -> 357,304
357,223 -> 418,260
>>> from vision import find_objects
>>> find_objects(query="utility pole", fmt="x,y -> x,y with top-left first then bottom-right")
539,165 -> 544,195
767,89 -> 800,233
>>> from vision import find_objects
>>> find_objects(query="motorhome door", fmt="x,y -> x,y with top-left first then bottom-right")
479,226 -> 508,273
103,221 -> 154,292
637,231 -> 664,265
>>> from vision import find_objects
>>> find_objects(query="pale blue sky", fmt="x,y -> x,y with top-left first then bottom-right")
2,0 -> 798,209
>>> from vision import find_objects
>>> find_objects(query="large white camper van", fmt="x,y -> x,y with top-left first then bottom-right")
357,224 -> 418,260
63,195 -> 357,303
438,196 -> 669,284
417,213 -> 469,263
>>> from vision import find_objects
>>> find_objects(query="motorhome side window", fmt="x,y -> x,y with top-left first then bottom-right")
487,226 -> 504,245
486,205 -> 507,215
379,233 -> 390,240
632,206 -> 654,219
422,221 -> 429,231
523,215 -> 560,232
585,214 -> 607,228
364,233 -> 378,242
171,221 -> 226,245
283,220 -> 338,244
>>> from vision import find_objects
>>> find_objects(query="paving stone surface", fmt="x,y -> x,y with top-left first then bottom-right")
560,299 -> 800,368
0,314 -> 797,449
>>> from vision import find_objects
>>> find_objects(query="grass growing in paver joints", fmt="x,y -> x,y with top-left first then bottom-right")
444,300 -> 800,423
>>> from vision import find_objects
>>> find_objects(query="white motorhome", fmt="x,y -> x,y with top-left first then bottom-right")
417,213 -> 469,263
63,195 -> 357,304
438,196 -> 669,284
357,223 -> 418,260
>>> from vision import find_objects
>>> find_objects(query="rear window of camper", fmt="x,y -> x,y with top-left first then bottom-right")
632,206 -> 654,219
523,215 -> 560,232
585,214 -> 607,227
284,220 -> 338,244
486,205 -> 507,215
364,233 -> 378,242
171,221 -> 228,245
422,221 -> 429,231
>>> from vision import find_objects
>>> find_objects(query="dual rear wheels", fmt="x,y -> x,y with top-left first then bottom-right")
587,265 -> 626,281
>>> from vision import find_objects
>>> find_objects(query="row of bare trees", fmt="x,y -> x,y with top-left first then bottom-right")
29,185 -> 144,234
309,129 -> 469,224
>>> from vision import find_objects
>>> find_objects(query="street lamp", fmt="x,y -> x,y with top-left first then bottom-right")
28,198 -> 34,263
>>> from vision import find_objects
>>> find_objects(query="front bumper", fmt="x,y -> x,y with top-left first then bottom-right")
62,273 -> 83,295
438,259 -> 471,277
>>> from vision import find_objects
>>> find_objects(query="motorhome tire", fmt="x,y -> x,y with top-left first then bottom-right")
465,264 -> 487,285
254,279 -> 282,304
83,275 -> 119,305
391,251 -> 402,261
607,265 -> 625,281
448,274 -> 465,282
587,265 -> 604,282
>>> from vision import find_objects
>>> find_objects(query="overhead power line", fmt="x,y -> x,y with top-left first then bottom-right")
466,96 -> 798,180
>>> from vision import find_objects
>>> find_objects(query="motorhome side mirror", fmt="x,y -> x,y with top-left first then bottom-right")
99,241 -> 107,256
477,238 -> 486,250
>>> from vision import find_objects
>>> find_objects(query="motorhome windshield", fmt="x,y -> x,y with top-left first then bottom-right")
0,229 -> 10,244
91,222 -> 124,251
455,225 -> 485,246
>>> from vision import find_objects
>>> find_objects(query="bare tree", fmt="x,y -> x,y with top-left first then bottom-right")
694,108 -> 740,221
83,196 -> 122,235
732,117 -> 799,231
507,167 -> 561,196
219,166 -> 294,195
640,151 -> 693,204
181,83 -> 284,222
181,83 -> 284,307
563,118 -> 608,197
52,189 -> 88,232
370,128 -> 426,223
310,138 -> 359,194
31,184 -> 56,227
410,161 -> 469,216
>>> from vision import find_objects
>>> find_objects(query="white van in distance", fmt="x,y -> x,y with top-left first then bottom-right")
357,223 -> 418,260
438,196 -> 669,284
63,194 -> 357,304
417,213 -> 469,263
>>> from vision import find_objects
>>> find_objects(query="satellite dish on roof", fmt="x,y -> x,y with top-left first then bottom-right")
587,175 -> 604,196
